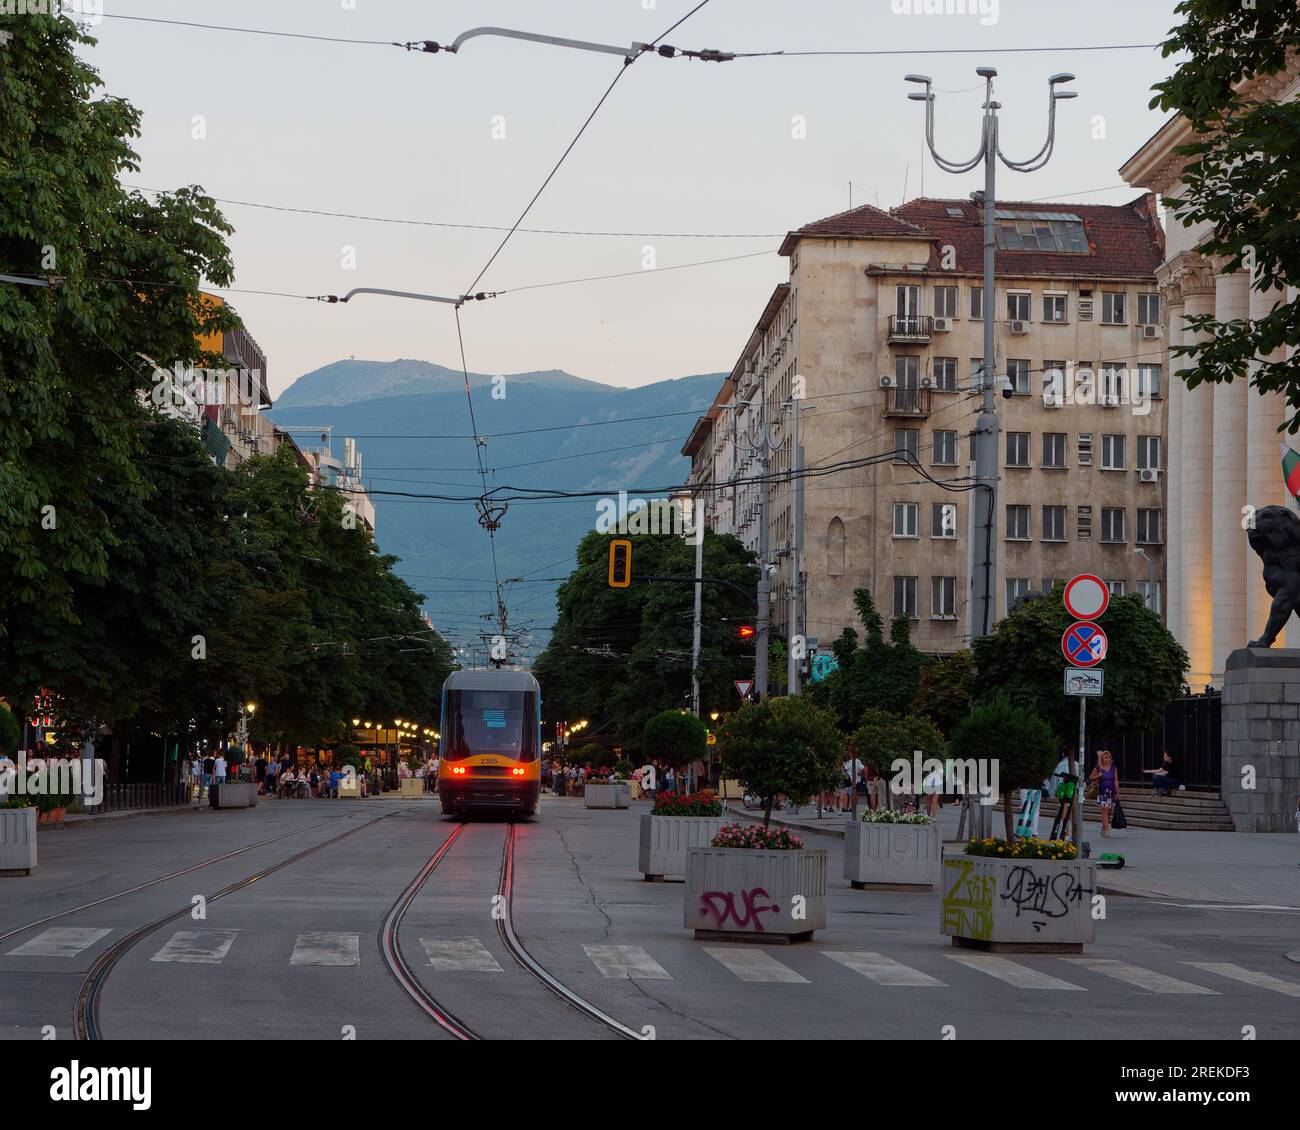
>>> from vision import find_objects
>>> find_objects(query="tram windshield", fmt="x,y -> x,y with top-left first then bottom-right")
442,688 -> 539,762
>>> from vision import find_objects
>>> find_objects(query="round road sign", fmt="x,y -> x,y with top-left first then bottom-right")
1062,621 -> 1108,668
1063,574 -> 1109,621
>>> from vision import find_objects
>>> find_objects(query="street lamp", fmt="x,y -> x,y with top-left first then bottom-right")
1135,547 -> 1157,617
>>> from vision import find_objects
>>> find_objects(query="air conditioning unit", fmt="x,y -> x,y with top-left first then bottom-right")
879,375 -> 895,388
1139,467 -> 1161,483
920,375 -> 934,389
933,317 -> 952,332
1143,324 -> 1161,340
1009,320 -> 1029,335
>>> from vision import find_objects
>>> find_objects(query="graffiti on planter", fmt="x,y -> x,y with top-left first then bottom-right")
698,887 -> 781,931
1000,865 -> 1091,920
941,859 -> 994,941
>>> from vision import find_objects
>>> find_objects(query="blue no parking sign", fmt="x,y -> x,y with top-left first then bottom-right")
1061,621 -> 1107,667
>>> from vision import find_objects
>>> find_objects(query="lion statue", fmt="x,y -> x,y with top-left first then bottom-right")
1247,504 -> 1300,648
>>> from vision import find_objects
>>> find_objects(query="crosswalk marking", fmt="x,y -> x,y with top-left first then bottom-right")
823,950 -> 945,986
584,944 -> 672,980
151,929 -> 240,964
289,932 -> 360,967
419,937 -> 503,972
5,927 -> 112,958
1184,962 -> 1300,998
704,947 -> 808,983
1068,958 -> 1217,995
945,953 -> 1084,990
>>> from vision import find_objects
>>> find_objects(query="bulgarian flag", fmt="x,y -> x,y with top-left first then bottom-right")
1284,443 -> 1300,501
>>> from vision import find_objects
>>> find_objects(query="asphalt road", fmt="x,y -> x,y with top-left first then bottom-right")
2,796 -> 1297,1041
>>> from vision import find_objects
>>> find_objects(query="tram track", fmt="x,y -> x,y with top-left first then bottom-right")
74,810 -> 397,1040
379,819 -> 645,1041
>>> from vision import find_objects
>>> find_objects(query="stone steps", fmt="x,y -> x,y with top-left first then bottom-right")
1001,787 -> 1235,832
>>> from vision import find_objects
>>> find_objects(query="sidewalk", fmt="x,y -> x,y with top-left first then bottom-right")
729,800 -> 1300,906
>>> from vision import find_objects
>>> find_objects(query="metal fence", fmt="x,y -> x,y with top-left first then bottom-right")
87,782 -> 192,813
1092,691 -> 1221,790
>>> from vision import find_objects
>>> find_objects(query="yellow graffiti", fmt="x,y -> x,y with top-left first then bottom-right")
942,859 -> 994,941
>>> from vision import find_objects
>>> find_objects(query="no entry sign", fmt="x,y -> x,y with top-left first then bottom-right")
1061,621 -> 1107,668
1063,574 -> 1109,621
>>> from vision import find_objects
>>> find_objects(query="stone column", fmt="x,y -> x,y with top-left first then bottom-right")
1211,271 -> 1251,677
1221,648 -> 1300,832
1246,284 -> 1290,648
1162,285 -> 1185,644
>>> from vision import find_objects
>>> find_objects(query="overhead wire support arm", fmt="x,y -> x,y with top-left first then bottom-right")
401,27 -> 735,63
313,287 -> 497,305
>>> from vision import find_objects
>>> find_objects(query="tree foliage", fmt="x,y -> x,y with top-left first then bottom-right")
641,709 -> 707,771
851,708 -> 947,776
1152,2 -> 1300,428
718,697 -> 842,826
826,588 -> 932,729
910,650 -> 974,734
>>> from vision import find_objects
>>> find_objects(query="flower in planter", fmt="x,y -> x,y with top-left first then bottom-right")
650,791 -> 721,817
860,808 -> 931,825
964,835 -> 1079,860
710,821 -> 804,850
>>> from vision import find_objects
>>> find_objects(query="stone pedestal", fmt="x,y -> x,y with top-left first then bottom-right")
1221,648 -> 1300,832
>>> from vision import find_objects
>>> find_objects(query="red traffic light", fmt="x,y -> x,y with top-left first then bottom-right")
737,625 -> 756,640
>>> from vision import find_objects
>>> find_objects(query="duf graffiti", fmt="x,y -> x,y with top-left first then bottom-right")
697,887 -> 781,932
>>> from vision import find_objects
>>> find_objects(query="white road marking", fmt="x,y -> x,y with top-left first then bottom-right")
290,932 -> 360,966
823,950 -> 945,986
6,927 -> 112,958
584,944 -> 672,980
151,929 -> 241,964
419,937 -> 503,972
704,947 -> 808,983
1067,958 -> 1217,994
1155,902 -> 1300,912
1184,962 -> 1300,997
945,953 -> 1084,990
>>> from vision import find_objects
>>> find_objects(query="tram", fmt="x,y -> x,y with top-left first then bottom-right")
438,667 -> 542,817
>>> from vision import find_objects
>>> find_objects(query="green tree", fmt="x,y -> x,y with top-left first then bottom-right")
718,697 -> 842,826
0,703 -> 18,754
642,709 -> 707,778
829,589 -> 932,729
910,650 -> 974,734
948,697 -> 1058,840
971,591 -> 1188,743
1151,3 -> 1300,427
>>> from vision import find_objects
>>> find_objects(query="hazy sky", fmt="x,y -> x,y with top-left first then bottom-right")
81,0 -> 1182,398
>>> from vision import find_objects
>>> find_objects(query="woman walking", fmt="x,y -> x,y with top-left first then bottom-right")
1090,749 -> 1119,837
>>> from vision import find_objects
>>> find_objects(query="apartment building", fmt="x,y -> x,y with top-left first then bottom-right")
684,194 -> 1168,660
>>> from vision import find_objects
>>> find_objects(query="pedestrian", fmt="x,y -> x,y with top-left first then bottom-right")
1089,749 -> 1119,837
1142,751 -> 1183,797
1046,751 -> 1075,838
213,751 -> 227,786
202,752 -> 215,795
922,763 -> 944,818
841,753 -> 863,815
263,757 -> 277,797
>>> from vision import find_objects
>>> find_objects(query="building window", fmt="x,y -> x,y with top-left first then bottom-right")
893,576 -> 918,619
1137,436 -> 1162,471
896,285 -> 920,318
1078,432 -> 1093,467
1101,291 -> 1127,325
1106,579 -> 1126,596
1137,293 -> 1161,325
932,356 -> 958,392
1007,359 -> 1030,395
931,576 -> 957,619
1043,578 -> 1066,595
932,502 -> 957,538
1007,292 -> 1031,322
1042,505 -> 1067,542
1137,508 -> 1162,544
1005,577 -> 1032,610
932,429 -> 958,465
1138,579 -> 1162,614
1101,507 -> 1126,543
894,428 -> 919,463
828,516 -> 845,577
1136,364 -> 1162,399
1101,364 -> 1125,405
994,215 -> 1088,253
934,285 -> 958,319
1101,434 -> 1126,470
1005,504 -> 1030,540
1042,432 -> 1066,468
893,502 -> 919,538
1006,431 -> 1030,467
1043,294 -> 1068,323
969,286 -> 984,321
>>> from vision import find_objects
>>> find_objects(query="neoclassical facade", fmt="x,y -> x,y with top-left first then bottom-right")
1121,60 -> 1300,687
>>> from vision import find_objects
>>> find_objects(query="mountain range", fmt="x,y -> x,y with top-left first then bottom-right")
268,358 -> 723,662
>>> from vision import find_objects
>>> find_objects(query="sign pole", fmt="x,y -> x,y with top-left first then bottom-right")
1073,695 -> 1085,852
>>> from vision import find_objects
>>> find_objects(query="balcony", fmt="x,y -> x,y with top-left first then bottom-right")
884,387 -> 932,418
887,315 -> 933,343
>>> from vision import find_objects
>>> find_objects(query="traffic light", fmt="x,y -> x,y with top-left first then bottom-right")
607,539 -> 632,588
737,624 -> 756,640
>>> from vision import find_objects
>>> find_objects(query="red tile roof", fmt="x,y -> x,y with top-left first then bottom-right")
780,194 -> 1164,279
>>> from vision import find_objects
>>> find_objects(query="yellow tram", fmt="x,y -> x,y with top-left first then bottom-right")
438,668 -> 542,817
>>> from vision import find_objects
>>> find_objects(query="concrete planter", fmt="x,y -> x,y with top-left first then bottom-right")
337,777 -> 361,799
398,777 -> 425,797
210,782 -> 258,810
638,813 -> 725,880
685,846 -> 827,943
844,820 -> 942,891
941,855 -> 1097,953
584,783 -> 618,809
0,807 -> 38,875
614,781 -> 632,809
